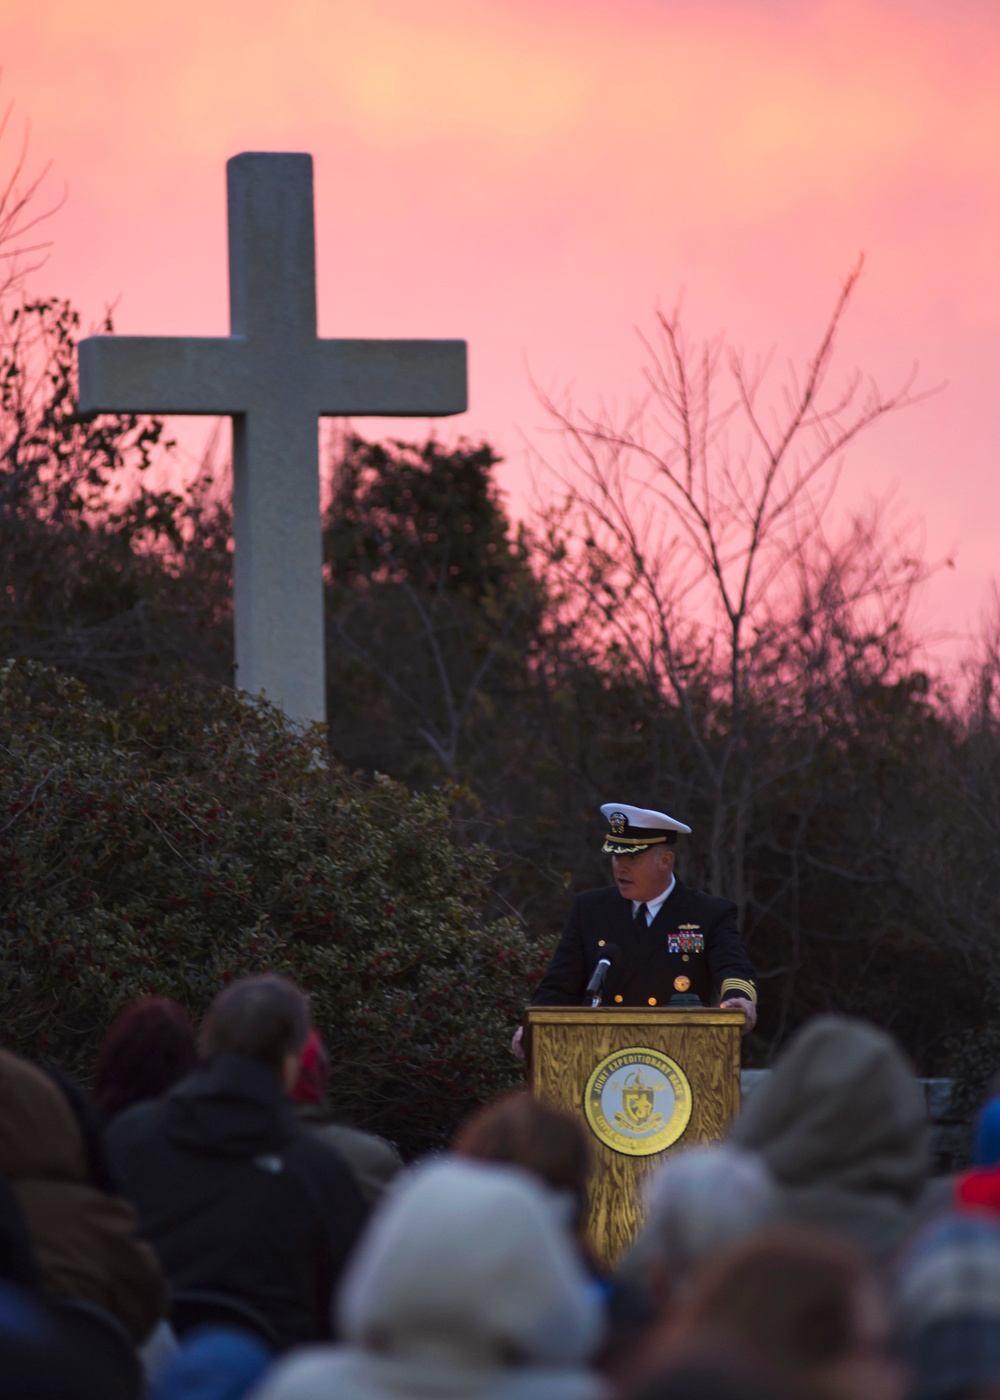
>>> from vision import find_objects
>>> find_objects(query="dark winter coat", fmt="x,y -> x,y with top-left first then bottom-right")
105,1052 -> 369,1351
532,881 -> 756,1009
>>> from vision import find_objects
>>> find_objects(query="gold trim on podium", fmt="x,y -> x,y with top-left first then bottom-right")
526,1006 -> 743,1270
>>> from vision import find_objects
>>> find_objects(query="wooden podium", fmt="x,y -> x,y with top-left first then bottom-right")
526,1005 -> 743,1269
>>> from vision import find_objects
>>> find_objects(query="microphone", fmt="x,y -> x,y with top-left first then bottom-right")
586,943 -> 621,1005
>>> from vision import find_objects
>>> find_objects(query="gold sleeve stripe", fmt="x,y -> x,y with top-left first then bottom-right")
721,978 -> 757,1006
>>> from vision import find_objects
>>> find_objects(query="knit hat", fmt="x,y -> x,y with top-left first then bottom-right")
893,1214 -> 1000,1400
957,1164 -> 1000,1213
290,1029 -> 330,1106
249,1159 -> 607,1400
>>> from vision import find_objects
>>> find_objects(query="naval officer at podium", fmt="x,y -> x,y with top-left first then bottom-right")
528,803 -> 757,1035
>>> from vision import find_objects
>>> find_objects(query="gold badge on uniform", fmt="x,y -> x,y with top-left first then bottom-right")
673,975 -> 691,992
609,811 -> 628,835
584,1047 -> 692,1156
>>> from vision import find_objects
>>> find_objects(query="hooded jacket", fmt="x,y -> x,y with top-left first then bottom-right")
250,1158 -> 607,1400
729,1016 -> 930,1263
0,1048 -> 166,1341
105,1052 -> 369,1352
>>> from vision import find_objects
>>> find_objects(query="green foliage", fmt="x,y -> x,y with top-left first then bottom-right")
0,661 -> 542,1155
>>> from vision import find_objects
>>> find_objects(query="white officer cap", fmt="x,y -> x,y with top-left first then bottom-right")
600,802 -> 692,855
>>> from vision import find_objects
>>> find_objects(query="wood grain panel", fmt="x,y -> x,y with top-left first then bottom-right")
526,1007 -> 742,1270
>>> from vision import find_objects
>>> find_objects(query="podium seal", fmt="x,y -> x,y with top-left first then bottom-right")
583,1047 -> 692,1156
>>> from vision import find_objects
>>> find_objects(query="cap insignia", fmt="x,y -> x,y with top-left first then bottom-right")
609,811 -> 628,836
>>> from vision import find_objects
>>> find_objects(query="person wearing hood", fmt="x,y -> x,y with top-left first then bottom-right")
249,1157 -> 607,1400
0,1048 -> 166,1343
728,1016 -> 930,1265
105,975 -> 369,1352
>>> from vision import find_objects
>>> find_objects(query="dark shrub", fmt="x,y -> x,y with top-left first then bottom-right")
0,662 -> 540,1154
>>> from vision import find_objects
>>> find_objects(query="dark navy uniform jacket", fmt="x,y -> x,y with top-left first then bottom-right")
532,880 -> 757,1009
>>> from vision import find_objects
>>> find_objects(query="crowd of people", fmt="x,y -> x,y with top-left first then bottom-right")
3,975 -> 1000,1400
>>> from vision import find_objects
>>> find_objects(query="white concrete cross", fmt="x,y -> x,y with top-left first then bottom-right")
77,152 -> 467,725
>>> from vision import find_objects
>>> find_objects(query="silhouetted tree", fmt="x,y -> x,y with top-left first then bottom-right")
0,296 -> 233,695
535,260 -> 925,910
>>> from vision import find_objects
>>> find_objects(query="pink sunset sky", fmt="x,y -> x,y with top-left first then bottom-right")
4,0 -> 999,664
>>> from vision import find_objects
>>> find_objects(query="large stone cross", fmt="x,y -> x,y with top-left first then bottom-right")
77,152 -> 467,725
